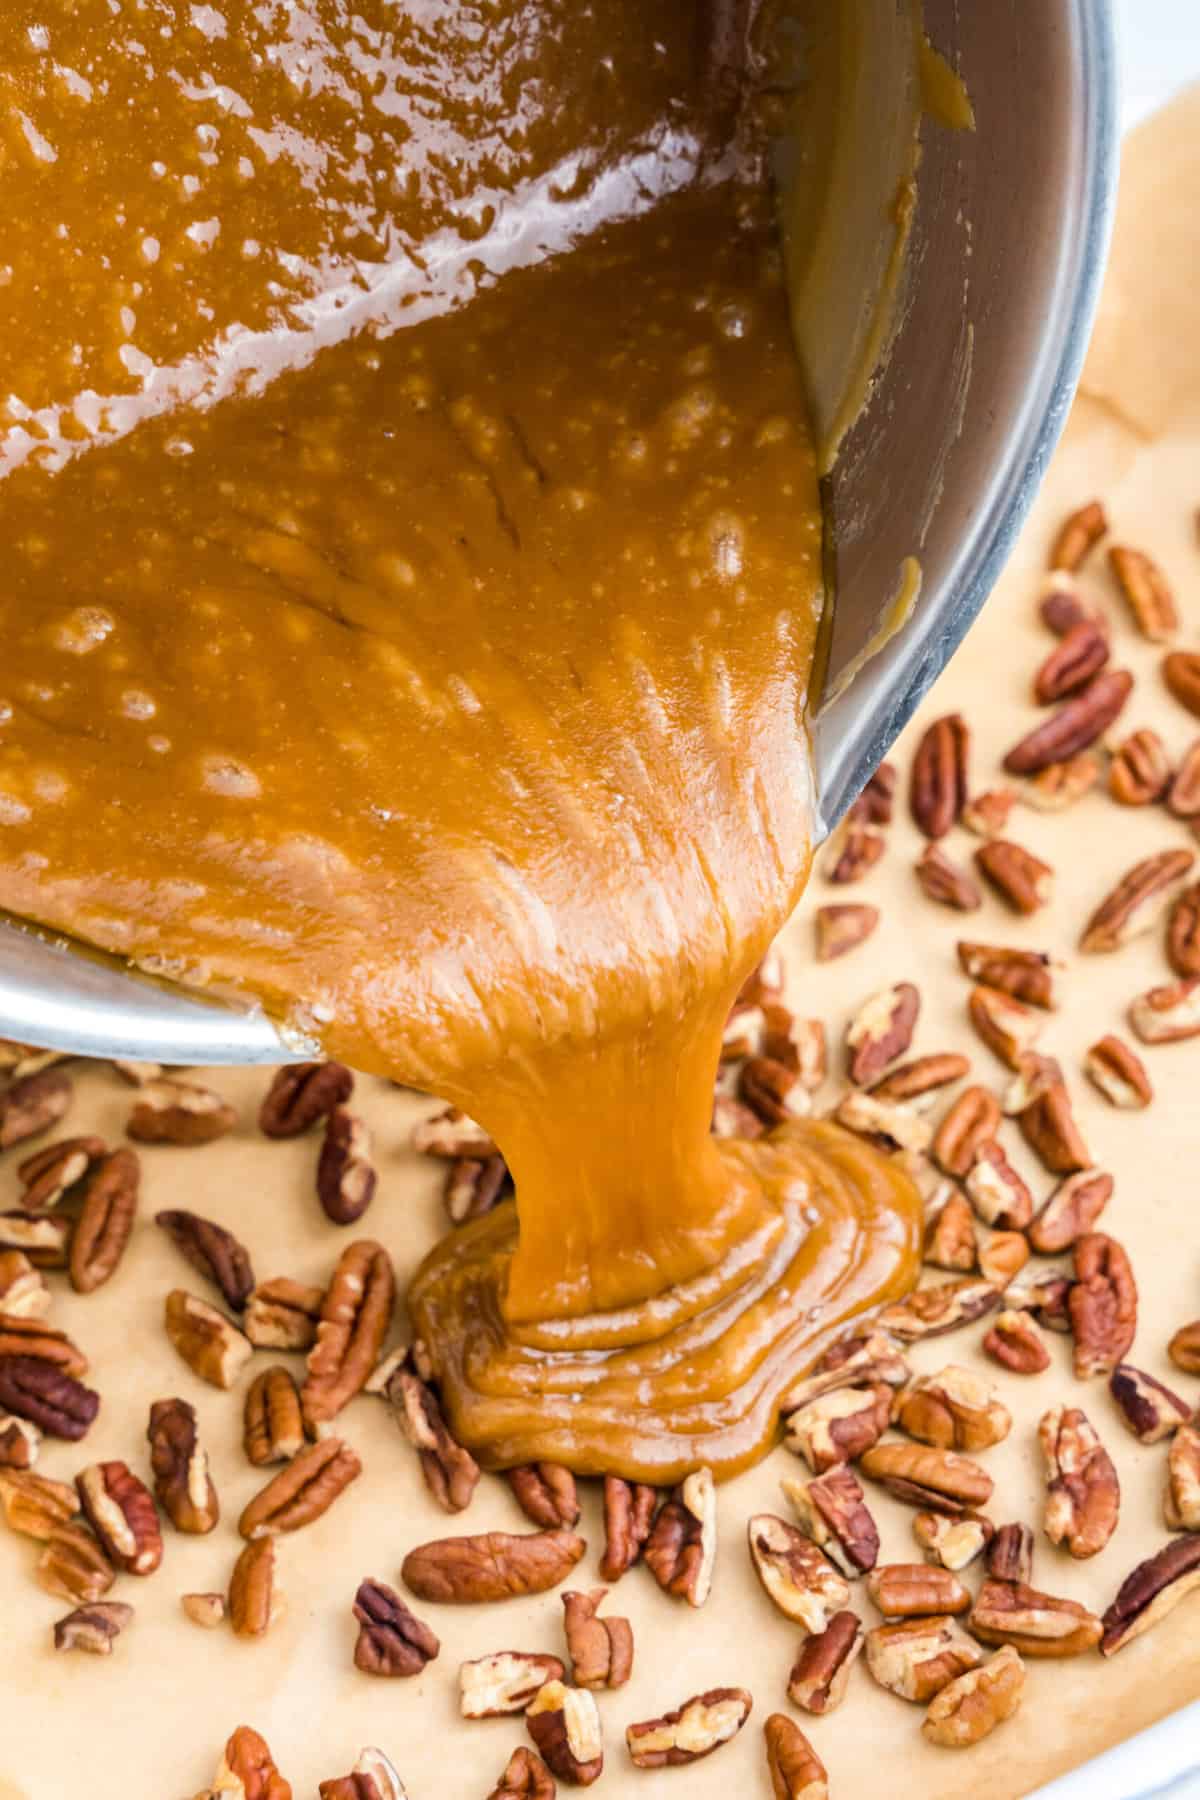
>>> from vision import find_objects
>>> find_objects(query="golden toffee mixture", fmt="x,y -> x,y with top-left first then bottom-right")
0,1 -> 920,1479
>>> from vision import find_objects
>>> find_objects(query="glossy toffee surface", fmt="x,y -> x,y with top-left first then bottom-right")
0,0 -> 919,1478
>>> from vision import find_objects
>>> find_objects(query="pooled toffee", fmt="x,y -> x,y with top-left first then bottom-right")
0,1 -> 920,1480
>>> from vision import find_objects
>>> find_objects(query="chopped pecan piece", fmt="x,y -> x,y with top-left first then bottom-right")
1165,1423 -> 1200,1531
0,1249 -> 49,1319
508,1463 -> 581,1531
1169,1320 -> 1200,1375
0,1069 -> 73,1150
127,1077 -> 237,1145
165,1290 -> 253,1389
1109,1364 -> 1192,1443
859,1443 -> 993,1515
1101,1536 -> 1200,1654
967,986 -> 1043,1072
1084,1035 -> 1152,1108
259,1061 -> 353,1137
76,1460 -> 162,1575
910,714 -> 970,839
781,1464 -> 879,1576
975,840 -> 1054,914
866,1563 -> 970,1619
460,1651 -> 565,1717
319,1748 -> 407,1800
740,1053 -> 810,1126
1033,618 -> 1109,703
969,1577 -> 1101,1656
1003,668 -> 1133,774
1070,1232 -> 1138,1378
561,1587 -> 633,1689
411,1106 -> 496,1159
1014,1074 -> 1092,1174
599,1475 -> 659,1582
977,1230 -> 1030,1288
925,1191 -> 977,1273
302,1239 -> 396,1435
864,1615 -> 982,1703
402,1528 -> 586,1604
317,1108 -> 377,1226
825,823 -> 885,884
0,1411 -> 39,1469
0,1354 -> 100,1439
1130,974 -> 1200,1043
53,1599 -> 134,1655
353,1578 -> 439,1677
1021,751 -> 1101,811
1040,1404 -> 1120,1558
932,1086 -> 1001,1179
243,1366 -> 306,1469
872,1053 -> 970,1102
16,1134 -> 106,1210
112,1059 -> 162,1087
965,1142 -> 1033,1231
737,948 -> 785,1009
763,1008 -> 826,1089
36,1521 -> 116,1604
376,1352 -> 479,1512
193,1726 -> 292,1800
878,1278 -> 1000,1343
626,1687 -> 750,1770
962,788 -> 1015,837
1080,847 -> 1194,952
844,983 -> 920,1085
894,1366 -> 1011,1453
983,1310 -> 1051,1375
155,1208 -> 255,1311
239,1437 -> 362,1539
912,1511 -> 993,1572
787,1611 -> 862,1715
712,1092 -> 765,1143
922,1646 -> 1025,1748
791,1330 -> 911,1399
915,844 -> 981,911
527,1681 -> 603,1786
848,761 -> 897,826
228,1536 -> 283,1638
783,1383 -> 892,1472
181,1592 -> 226,1629
244,1276 -> 325,1350
815,903 -> 879,961
956,943 -> 1062,1010
1028,1169 -> 1113,1252
748,1514 -> 849,1629
0,1467 -> 76,1538
834,1089 -> 931,1154
764,1713 -> 827,1800
1049,500 -> 1108,572
0,1313 -> 88,1378
643,1467 -> 716,1605
987,1523 -> 1035,1585
1007,1269 -> 1073,1331
444,1154 -> 510,1224
1109,727 -> 1172,803
487,1748 -> 555,1800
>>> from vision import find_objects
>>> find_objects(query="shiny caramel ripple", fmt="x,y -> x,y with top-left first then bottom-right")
408,1119 -> 922,1484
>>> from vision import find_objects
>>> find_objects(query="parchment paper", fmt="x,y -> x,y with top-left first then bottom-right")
3,89 -> 1200,1800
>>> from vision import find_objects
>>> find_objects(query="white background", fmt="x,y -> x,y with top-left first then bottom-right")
1118,0 -> 1200,126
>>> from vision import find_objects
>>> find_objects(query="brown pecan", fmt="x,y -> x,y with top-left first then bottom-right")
239,1436 -> 362,1539
865,1615 -> 982,1705
643,1468 -> 716,1605
1167,880 -> 1200,978
872,1053 -> 971,1102
962,787 -> 1016,837
444,1153 -> 511,1225
1049,500 -> 1108,572
37,1521 -> 116,1604
319,1749 -> 405,1800
844,983 -> 920,1085
1040,1404 -> 1120,1558
866,1563 -> 970,1620
1170,738 -> 1200,814
965,1143 -> 1033,1231
764,1713 -> 827,1800
461,1651 -> 566,1716
1003,668 -> 1133,774
302,1239 -> 395,1435
784,1383 -> 892,1472
53,1599 -> 134,1655
194,1726 -> 292,1800
508,1463 -> 580,1531
353,1578 -> 440,1677
1070,1232 -> 1137,1378
1169,1320 -> 1200,1375
910,714 -> 970,839
67,1147 -> 139,1295
825,823 -> 886,884
1084,1035 -> 1153,1108
790,1329 -> 911,1399
922,1646 -> 1025,1748
402,1527 -> 586,1604
787,1611 -> 862,1715
244,1366 -> 306,1469
1027,1169 -> 1112,1253
527,1682 -> 603,1786
562,1587 -> 633,1689
0,1250 -> 49,1319
77,1460 -> 162,1575
0,1068 -> 73,1150
1101,1536 -> 1200,1654
0,1412 -> 39,1469
914,844 -> 982,911
893,1366 -> 1011,1454
1109,727 -> 1173,804
723,999 -> 767,1063
987,1523 -> 1035,1585
1081,847 -> 1195,951
1165,1422 -> 1200,1531
1007,1269 -> 1073,1331
259,1061 -> 353,1137
1109,1365 -> 1191,1444
372,1351 -> 479,1512
626,1687 -> 750,1770
155,1208 -> 255,1311
127,1077 -> 237,1146
748,1514 -> 849,1629
1107,544 -> 1178,639
16,1134 -> 106,1210
0,1041 -> 68,1078
932,1086 -> 1001,1179
599,1475 -> 659,1582
0,1467 -> 76,1538
165,1290 -> 253,1389
847,761 -> 897,826
814,903 -> 879,961
834,1090 -> 931,1155
763,1010 -> 826,1089
1014,1074 -> 1092,1174
0,1355 -> 99,1439
977,1230 -> 1030,1288
0,1313 -> 88,1378
0,1210 -> 71,1267
859,1443 -> 993,1515
974,840 -> 1054,914
316,1108 -> 377,1227
244,1276 -> 325,1350
181,1592 -> 226,1629
228,1536 -> 283,1638
924,1192 -> 977,1272
712,1093 -> 767,1140
487,1747 -> 555,1800
912,1511 -> 993,1572
983,1310 -> 1051,1375
147,1397 -> 219,1533
112,1059 -> 162,1087
970,1577 -> 1101,1656
957,943 -> 1062,1010
1033,618 -> 1109,703
1130,974 -> 1200,1042
411,1106 -> 497,1159
967,986 -> 1044,1072
877,1278 -> 1000,1343
739,1054 -> 810,1126
1021,751 -> 1102,811
781,1464 -> 880,1576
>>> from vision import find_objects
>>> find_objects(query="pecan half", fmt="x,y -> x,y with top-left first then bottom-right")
859,1443 -> 993,1515
1165,1423 -> 1200,1531
0,1412 -> 39,1469
0,1467 -> 76,1538
1021,751 -> 1101,811
127,1078 -> 237,1145
983,1310 -> 1051,1375
0,1355 -> 99,1439
1130,975 -> 1200,1043
865,1615 -> 982,1704
872,1054 -> 970,1102
910,714 -> 970,839
1167,880 -> 1200,979
16,1134 -> 106,1210
1033,619 -> 1109,703
1080,848 -> 1195,952
156,1209 -> 255,1311
815,903 -> 879,961
1028,1169 -> 1113,1253
894,1366 -> 1011,1454
932,1087 -> 1001,1178
0,1069 -> 73,1150
970,1577 -> 1101,1656
0,1211 -> 70,1268
319,1749 -> 406,1800
244,1366 -> 306,1468
1040,1404 -> 1120,1558
460,1651 -> 566,1717
1169,1320 -> 1200,1375
966,1142 -> 1033,1231
444,1154 -> 511,1224
626,1687 -> 750,1770
1110,1365 -> 1191,1444
599,1475 -> 659,1582
974,840 -> 1054,914
1108,543 -> 1177,638
353,1578 -> 440,1677
1070,1232 -> 1137,1378
317,1108 -> 377,1226
0,1313 -> 88,1378
228,1537 -> 283,1638
956,943 -> 1062,1010
411,1106 -> 497,1159
844,983 -> 920,1085
259,1061 -> 354,1137
1084,1035 -> 1152,1108
562,1587 -> 633,1689
912,1511 -> 993,1572
987,1523 -> 1035,1585
764,1713 -> 827,1800
165,1290 -> 253,1389
377,1352 -> 479,1513
914,844 -> 982,911
1109,728 -> 1172,804
962,788 -> 1015,837
922,1646 -> 1025,1748
53,1599 -> 134,1655
787,1611 -> 862,1715
182,1592 -> 227,1628
1003,669 -> 1133,774
77,1460 -> 162,1575
487,1748 -> 555,1800
748,1514 -> 850,1629
877,1278 -> 1000,1343
1050,500 -> 1108,572
302,1239 -> 395,1435
193,1726 -> 292,1800
834,1090 -> 932,1155
239,1437 -> 362,1539
0,1250 -> 49,1319
508,1463 -> 580,1531
867,1563 -> 970,1620
925,1192 -> 977,1273
739,1054 -> 811,1126
783,1384 -> 892,1472
1173,745 -> 1200,825
37,1521 -> 115,1604
967,986 -> 1043,1071
781,1464 -> 879,1576
1101,1536 -> 1200,1654
527,1681 -> 603,1786
643,1468 -> 716,1605
825,823 -> 885,884
148,1397 -> 219,1532
244,1277 -> 325,1350
1015,1074 -> 1092,1174
402,1528 -> 586,1604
